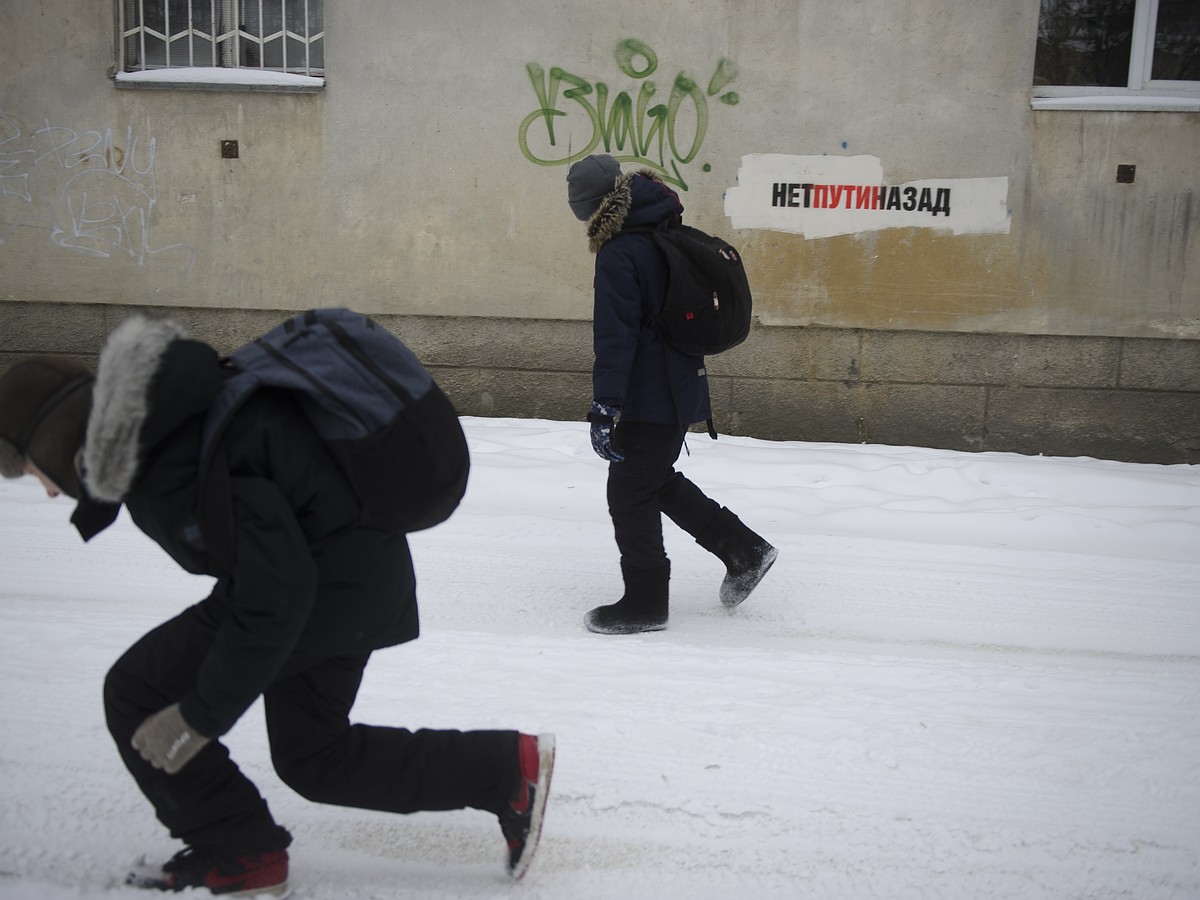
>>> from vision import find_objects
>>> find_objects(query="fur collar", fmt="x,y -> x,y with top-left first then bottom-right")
83,315 -> 188,503
585,169 -> 664,253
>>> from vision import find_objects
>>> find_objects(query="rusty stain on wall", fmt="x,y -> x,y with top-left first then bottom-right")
743,229 -> 1025,332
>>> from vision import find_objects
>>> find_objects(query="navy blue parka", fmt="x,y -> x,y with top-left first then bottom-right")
74,316 -> 419,740
586,171 -> 711,428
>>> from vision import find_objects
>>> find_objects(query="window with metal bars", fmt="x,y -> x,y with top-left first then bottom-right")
119,0 -> 324,76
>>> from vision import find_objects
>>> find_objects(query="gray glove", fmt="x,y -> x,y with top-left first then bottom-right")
131,702 -> 211,774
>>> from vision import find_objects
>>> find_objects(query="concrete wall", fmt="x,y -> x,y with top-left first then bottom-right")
1,1 -> 1197,463
5,300 -> 1198,464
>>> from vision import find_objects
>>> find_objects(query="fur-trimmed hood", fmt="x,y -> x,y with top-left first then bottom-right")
83,315 -> 224,503
585,169 -> 683,254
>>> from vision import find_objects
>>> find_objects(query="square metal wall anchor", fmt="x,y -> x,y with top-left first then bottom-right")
221,140 -> 239,159
1116,164 -> 1135,184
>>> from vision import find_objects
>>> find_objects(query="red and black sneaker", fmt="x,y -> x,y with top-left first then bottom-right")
499,732 -> 556,880
126,845 -> 289,896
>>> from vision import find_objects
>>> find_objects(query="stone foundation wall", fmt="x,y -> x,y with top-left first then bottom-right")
3,301 -> 1197,465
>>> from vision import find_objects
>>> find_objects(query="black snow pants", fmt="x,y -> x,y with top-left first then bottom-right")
103,597 -> 518,852
608,421 -> 722,570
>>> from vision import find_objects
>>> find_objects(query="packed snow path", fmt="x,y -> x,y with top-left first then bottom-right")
2,417 -> 1198,899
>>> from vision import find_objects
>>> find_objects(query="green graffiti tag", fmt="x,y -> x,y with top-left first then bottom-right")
518,38 -> 739,191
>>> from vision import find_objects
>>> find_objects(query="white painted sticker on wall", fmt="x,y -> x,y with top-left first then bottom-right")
724,154 -> 1010,238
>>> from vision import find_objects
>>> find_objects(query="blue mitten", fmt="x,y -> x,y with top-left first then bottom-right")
587,401 -> 625,462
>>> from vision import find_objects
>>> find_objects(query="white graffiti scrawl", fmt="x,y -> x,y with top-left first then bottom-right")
0,109 -> 193,269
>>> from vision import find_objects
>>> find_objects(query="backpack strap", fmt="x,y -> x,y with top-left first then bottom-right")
199,436 -> 235,575
195,366 -> 260,577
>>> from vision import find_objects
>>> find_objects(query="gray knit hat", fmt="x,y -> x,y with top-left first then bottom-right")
0,357 -> 94,498
567,154 -> 622,221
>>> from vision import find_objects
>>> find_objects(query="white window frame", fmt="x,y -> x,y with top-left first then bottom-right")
115,0 -> 325,93
1033,0 -> 1200,111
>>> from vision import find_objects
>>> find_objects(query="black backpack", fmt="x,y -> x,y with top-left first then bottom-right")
630,220 -> 754,357
197,308 -> 470,572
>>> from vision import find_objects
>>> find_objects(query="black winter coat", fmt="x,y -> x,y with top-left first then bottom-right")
586,171 -> 712,428
75,316 -> 418,739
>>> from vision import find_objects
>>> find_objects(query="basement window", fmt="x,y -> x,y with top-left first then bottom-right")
116,0 -> 324,92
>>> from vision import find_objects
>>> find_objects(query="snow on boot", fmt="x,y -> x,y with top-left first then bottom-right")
584,563 -> 669,634
125,845 -> 289,896
695,507 -> 779,608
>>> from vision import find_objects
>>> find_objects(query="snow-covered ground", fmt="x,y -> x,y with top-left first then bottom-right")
2,416 -> 1198,899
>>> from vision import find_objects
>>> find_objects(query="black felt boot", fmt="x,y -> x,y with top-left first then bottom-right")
585,563 -> 670,634
695,507 -> 779,608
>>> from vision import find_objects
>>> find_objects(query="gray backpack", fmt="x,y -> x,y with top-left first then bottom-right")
197,308 -> 469,571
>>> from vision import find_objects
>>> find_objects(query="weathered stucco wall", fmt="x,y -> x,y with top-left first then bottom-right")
0,1 -> 1196,462
2,0 -> 1196,334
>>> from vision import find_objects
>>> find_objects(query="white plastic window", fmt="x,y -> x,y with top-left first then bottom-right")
1033,0 -> 1200,110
